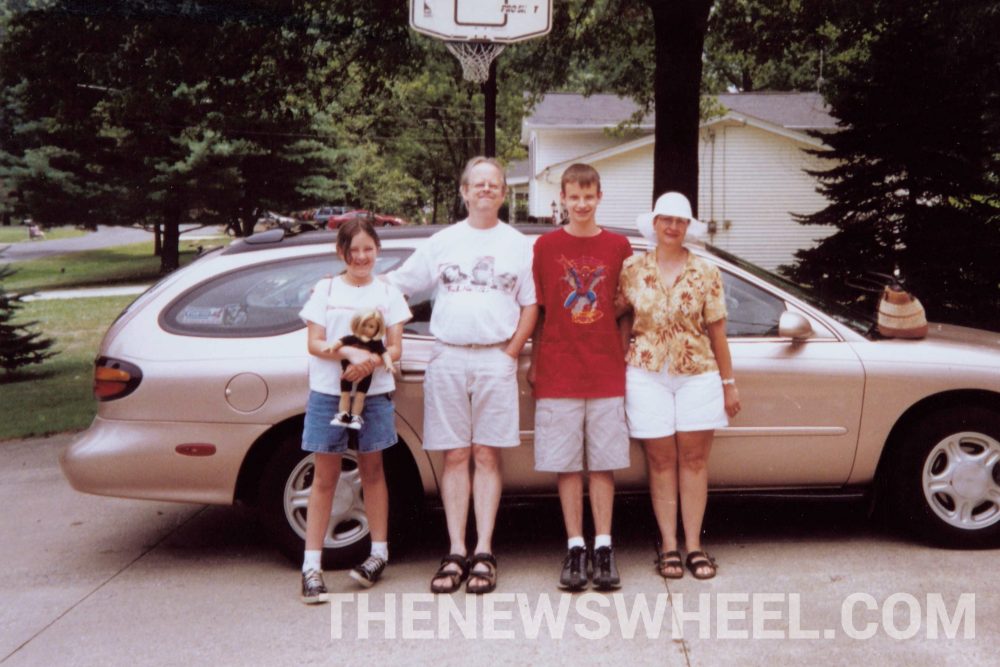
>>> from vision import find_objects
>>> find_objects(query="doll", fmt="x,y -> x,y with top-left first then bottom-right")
324,309 -> 394,429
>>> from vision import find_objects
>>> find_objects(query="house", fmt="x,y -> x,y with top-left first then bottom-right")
514,91 -> 839,270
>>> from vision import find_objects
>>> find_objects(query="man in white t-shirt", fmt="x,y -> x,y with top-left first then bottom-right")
388,157 -> 537,595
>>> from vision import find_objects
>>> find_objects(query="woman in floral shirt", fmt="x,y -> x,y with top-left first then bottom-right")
616,192 -> 740,580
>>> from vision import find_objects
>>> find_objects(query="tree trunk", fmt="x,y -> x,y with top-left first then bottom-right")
154,222 -> 162,256
241,215 -> 255,237
431,179 -> 439,225
647,0 -> 712,216
160,209 -> 182,273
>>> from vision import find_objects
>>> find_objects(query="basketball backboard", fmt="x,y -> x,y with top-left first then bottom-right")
410,0 -> 552,44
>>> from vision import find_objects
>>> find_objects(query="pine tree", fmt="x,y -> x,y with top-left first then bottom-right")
0,265 -> 56,375
783,0 -> 1000,332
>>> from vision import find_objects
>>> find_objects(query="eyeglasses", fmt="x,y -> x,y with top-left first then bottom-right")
654,216 -> 689,228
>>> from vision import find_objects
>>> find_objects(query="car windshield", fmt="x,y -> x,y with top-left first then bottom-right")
704,245 -> 874,335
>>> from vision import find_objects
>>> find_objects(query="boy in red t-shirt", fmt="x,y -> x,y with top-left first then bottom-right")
529,163 -> 632,591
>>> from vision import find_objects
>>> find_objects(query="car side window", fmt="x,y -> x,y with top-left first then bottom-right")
401,281 -> 434,336
720,271 -> 786,337
161,250 -> 410,337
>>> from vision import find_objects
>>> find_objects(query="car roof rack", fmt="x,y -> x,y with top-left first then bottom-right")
222,223 -> 643,256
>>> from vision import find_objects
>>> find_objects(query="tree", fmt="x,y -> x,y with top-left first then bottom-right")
358,38 -> 529,223
702,0 -> 875,93
0,265 -> 56,375
0,1 -> 417,271
782,0 -> 1000,331
508,0 -> 711,213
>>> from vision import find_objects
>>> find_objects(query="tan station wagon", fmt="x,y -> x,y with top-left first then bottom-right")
61,225 -> 1000,566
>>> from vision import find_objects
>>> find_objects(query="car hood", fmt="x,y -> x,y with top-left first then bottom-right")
923,322 -> 1000,349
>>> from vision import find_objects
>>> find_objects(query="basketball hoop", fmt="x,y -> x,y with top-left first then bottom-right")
445,41 -> 506,84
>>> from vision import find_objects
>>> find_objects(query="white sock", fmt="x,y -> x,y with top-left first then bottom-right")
567,536 -> 586,550
594,534 -> 612,549
302,550 -> 322,573
371,541 -> 389,561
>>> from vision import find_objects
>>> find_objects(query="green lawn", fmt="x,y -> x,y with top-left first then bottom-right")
3,240 -> 217,292
0,225 -> 88,244
0,232 -> 232,441
0,295 -> 136,440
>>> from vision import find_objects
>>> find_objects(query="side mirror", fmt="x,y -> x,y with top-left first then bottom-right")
778,311 -> 814,341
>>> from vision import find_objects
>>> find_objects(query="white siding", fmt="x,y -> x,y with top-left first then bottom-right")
590,145 -> 654,229
529,130 -> 628,218
698,124 -> 833,270
533,130 -> 624,172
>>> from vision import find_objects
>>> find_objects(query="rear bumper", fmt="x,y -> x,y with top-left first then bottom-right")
60,416 -> 270,505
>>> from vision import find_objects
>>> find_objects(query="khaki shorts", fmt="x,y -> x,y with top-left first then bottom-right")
533,397 -> 630,472
422,343 -> 521,450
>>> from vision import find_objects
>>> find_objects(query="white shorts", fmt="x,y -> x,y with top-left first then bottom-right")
422,343 -> 521,450
625,366 -> 728,439
534,397 -> 630,473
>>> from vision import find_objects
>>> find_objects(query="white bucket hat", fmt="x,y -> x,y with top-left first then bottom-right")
636,192 -> 708,245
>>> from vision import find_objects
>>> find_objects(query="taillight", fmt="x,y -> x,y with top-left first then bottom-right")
94,356 -> 142,401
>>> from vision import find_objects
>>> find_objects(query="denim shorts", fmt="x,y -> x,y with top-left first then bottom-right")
301,391 -> 398,454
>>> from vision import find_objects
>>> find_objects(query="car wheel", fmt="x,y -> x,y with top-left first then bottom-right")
886,406 -> 1000,547
257,432 -> 423,569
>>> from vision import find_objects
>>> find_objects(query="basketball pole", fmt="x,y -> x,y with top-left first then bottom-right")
482,59 -> 498,158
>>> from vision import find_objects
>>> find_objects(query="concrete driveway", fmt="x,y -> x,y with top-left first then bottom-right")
2,434 -> 997,666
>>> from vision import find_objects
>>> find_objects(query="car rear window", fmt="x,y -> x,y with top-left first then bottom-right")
161,250 -> 412,337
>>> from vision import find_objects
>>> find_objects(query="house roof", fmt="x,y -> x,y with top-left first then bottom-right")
717,92 -> 837,130
506,158 -> 531,185
524,93 -> 654,129
523,91 -> 836,133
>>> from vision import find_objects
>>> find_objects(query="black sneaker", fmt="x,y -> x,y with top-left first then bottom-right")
349,555 -> 387,588
559,546 -> 589,591
592,546 -> 621,591
301,569 -> 328,604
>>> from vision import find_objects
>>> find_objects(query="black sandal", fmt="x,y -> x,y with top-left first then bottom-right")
430,554 -> 469,594
466,552 -> 497,595
655,550 -> 684,579
685,550 -> 717,580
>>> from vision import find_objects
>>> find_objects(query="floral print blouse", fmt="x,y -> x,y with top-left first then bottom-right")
616,250 -> 727,375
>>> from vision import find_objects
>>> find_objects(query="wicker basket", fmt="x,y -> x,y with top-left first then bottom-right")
877,286 -> 928,339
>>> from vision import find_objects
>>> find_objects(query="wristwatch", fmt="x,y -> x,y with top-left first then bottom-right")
721,378 -> 737,386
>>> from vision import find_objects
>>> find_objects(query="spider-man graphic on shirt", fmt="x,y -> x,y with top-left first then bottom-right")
559,255 -> 606,324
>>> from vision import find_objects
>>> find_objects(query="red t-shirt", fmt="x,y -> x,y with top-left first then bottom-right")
532,228 -> 633,398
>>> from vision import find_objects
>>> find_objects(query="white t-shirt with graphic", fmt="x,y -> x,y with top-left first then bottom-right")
388,220 -> 536,345
299,275 -> 411,396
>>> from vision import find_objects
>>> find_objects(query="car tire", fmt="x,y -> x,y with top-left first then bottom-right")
885,406 -> 1000,547
257,432 -> 423,569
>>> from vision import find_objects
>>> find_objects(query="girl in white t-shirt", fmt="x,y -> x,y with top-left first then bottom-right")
297,220 -> 411,603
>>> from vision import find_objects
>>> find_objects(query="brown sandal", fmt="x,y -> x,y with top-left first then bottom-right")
466,552 -> 497,595
655,550 -> 684,579
685,550 -> 717,580
430,554 -> 469,594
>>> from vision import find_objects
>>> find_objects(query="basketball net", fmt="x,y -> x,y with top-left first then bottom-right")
445,41 -> 506,84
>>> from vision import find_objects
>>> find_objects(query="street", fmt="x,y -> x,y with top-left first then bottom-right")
1,434 -> 997,666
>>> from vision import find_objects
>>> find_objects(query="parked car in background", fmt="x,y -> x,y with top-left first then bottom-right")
313,206 -> 353,227
256,211 -> 298,231
60,225 -> 1000,568
326,209 -> 406,229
